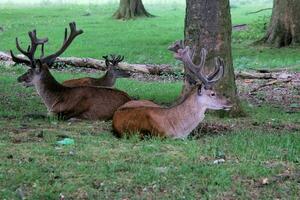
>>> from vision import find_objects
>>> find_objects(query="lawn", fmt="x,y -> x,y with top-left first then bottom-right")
0,1 -> 300,70
0,1 -> 300,199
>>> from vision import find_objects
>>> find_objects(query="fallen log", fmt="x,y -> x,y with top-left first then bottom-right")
236,71 -> 276,79
0,51 -> 174,75
0,51 -> 297,79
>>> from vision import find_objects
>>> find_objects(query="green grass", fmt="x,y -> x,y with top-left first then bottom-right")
0,65 -> 300,199
0,3 -> 300,71
1,2 -> 300,199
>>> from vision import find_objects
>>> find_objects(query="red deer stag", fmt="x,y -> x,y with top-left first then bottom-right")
113,45 -> 232,138
11,22 -> 131,120
62,54 -> 130,87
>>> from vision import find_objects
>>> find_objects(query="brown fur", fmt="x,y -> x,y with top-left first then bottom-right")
19,64 -> 131,120
113,88 -> 202,138
113,85 -> 231,138
63,71 -> 116,87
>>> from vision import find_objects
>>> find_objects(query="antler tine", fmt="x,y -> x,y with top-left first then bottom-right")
12,29 -> 48,66
107,54 -> 124,66
168,40 -> 185,53
206,57 -> 224,83
27,30 -> 48,61
40,43 -> 45,58
102,55 -> 110,67
118,55 -> 124,63
10,50 -> 31,66
186,47 -> 209,84
16,37 -> 30,56
198,48 -> 207,71
40,22 -> 84,66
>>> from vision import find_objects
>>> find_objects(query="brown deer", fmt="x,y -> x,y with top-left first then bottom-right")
112,45 -> 232,138
11,22 -> 131,120
62,54 -> 130,87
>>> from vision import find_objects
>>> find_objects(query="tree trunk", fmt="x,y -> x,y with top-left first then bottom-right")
184,0 -> 244,117
113,0 -> 153,20
259,0 -> 300,47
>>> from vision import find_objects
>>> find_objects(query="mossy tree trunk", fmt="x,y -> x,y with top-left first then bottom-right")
259,0 -> 300,47
184,0 -> 244,117
113,0 -> 153,20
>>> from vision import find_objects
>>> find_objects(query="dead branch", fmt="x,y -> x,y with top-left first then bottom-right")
246,8 -> 272,15
236,71 -> 276,79
232,24 -> 248,31
250,78 -> 292,94
0,51 -> 173,75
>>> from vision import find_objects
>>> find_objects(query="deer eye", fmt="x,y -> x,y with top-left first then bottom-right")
211,92 -> 216,97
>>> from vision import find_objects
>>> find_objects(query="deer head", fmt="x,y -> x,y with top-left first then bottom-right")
175,46 -> 232,110
11,22 -> 83,86
102,54 -> 130,78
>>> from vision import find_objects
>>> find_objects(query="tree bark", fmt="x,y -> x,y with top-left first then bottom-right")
113,0 -> 153,20
184,0 -> 244,117
259,0 -> 300,47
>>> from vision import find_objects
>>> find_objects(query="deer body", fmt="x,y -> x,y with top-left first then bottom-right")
112,45 -> 232,138
62,55 -> 130,88
19,63 -> 131,120
12,22 -> 131,120
62,72 -> 116,87
113,88 -> 207,138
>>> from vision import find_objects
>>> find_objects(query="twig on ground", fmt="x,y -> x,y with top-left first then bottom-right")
246,8 -> 272,15
250,78 -> 292,94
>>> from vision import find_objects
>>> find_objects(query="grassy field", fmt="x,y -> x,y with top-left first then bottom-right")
0,65 -> 300,199
0,2 -> 300,199
1,2 -> 300,71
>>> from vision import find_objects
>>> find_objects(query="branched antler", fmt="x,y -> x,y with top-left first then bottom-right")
10,22 -> 83,67
40,22 -> 83,66
103,54 -> 124,67
174,45 -> 224,87
10,30 -> 48,66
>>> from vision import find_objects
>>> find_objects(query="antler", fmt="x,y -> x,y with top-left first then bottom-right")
103,54 -> 124,66
168,40 -> 185,53
102,55 -> 110,67
10,30 -> 48,66
175,46 -> 224,86
40,22 -> 83,66
10,22 -> 83,67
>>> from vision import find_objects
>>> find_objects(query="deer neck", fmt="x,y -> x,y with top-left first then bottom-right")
165,88 -> 207,138
97,70 -> 116,86
34,69 -> 66,111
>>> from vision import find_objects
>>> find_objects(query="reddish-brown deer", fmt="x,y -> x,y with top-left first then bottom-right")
12,22 -> 131,120
112,45 -> 232,138
62,54 -> 130,87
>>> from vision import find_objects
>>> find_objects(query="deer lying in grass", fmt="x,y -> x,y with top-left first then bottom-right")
112,45 -> 232,138
62,54 -> 130,87
11,22 -> 131,120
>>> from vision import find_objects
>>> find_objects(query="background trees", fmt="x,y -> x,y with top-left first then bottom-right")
113,0 -> 153,20
184,0 -> 243,116
259,0 -> 300,47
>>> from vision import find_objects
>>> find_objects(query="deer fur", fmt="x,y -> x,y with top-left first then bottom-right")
63,55 -> 130,88
18,61 -> 131,120
112,45 -> 231,138
12,22 -> 131,120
